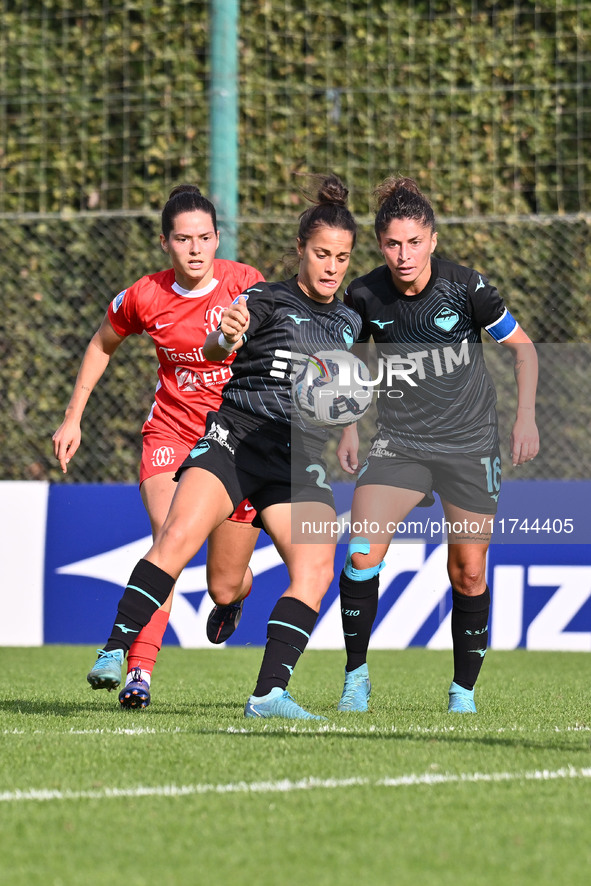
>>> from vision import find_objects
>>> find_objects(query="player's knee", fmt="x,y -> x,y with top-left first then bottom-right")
208,584 -> 238,606
344,536 -> 385,581
350,551 -> 382,572
208,564 -> 252,606
448,565 -> 485,596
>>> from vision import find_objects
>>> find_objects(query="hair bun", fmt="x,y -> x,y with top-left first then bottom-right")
168,184 -> 203,200
316,174 -> 349,207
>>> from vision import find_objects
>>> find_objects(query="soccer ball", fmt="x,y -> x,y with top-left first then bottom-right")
293,350 -> 373,426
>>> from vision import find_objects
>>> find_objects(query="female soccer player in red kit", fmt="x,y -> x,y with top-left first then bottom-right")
53,185 -> 264,708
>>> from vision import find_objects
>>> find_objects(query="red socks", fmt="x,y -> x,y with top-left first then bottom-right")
127,608 -> 170,676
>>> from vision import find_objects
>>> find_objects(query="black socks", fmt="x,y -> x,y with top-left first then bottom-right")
339,571 -> 379,672
252,596 -> 318,698
451,586 -> 490,690
104,559 -> 176,653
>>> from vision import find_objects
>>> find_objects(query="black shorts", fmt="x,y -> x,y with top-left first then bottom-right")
176,405 -> 335,514
356,440 -> 502,515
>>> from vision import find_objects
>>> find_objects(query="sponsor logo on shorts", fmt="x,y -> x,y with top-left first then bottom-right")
201,421 -> 235,455
151,446 -> 176,467
190,441 -> 211,458
369,439 -> 395,459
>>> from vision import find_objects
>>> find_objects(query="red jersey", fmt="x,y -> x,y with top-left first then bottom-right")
107,259 -> 264,443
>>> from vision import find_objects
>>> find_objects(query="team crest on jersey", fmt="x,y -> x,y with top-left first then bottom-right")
434,307 -> 459,332
112,290 -> 126,312
206,305 -> 226,333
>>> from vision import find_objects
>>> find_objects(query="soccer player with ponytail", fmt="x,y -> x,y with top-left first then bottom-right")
85,174 -> 363,720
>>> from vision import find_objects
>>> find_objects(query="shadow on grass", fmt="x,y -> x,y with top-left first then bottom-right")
0,698 -> 115,717
0,697 -> 240,718
2,700 -> 588,754
207,725 -> 590,754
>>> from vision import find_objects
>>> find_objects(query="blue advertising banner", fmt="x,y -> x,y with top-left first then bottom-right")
30,480 -> 590,651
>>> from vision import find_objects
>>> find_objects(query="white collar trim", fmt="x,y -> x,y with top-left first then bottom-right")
172,277 -> 219,298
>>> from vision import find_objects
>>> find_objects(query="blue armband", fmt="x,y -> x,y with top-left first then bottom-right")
485,308 -> 518,343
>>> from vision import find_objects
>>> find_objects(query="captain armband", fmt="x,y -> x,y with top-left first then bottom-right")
485,308 -> 518,343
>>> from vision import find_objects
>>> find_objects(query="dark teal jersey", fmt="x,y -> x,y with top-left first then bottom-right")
344,258 -> 516,453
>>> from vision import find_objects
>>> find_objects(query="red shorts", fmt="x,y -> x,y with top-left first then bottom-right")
140,430 -> 256,524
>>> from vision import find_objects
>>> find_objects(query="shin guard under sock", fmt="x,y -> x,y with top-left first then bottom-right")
104,559 -> 175,653
451,586 -> 490,691
339,571 -> 379,672
253,596 -> 318,697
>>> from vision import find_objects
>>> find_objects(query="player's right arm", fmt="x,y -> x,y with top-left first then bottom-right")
52,314 -> 126,473
337,423 -> 361,474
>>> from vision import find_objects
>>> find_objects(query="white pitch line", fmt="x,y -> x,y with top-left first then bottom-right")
1,767 -> 590,804
3,723 -> 590,736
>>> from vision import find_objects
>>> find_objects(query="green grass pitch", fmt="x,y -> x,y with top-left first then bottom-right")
0,646 -> 590,886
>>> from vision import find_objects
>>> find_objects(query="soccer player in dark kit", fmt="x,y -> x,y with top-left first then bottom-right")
336,176 -> 539,714
84,173 -> 363,720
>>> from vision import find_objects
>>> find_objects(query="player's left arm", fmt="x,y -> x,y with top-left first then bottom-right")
469,271 -> 539,467
499,326 -> 540,467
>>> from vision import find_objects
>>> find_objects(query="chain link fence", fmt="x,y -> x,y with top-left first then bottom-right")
1,212 -> 589,484
2,2 -> 590,483
3,1 -> 590,217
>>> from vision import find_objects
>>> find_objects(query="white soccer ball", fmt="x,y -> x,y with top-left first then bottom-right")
293,350 -> 373,426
